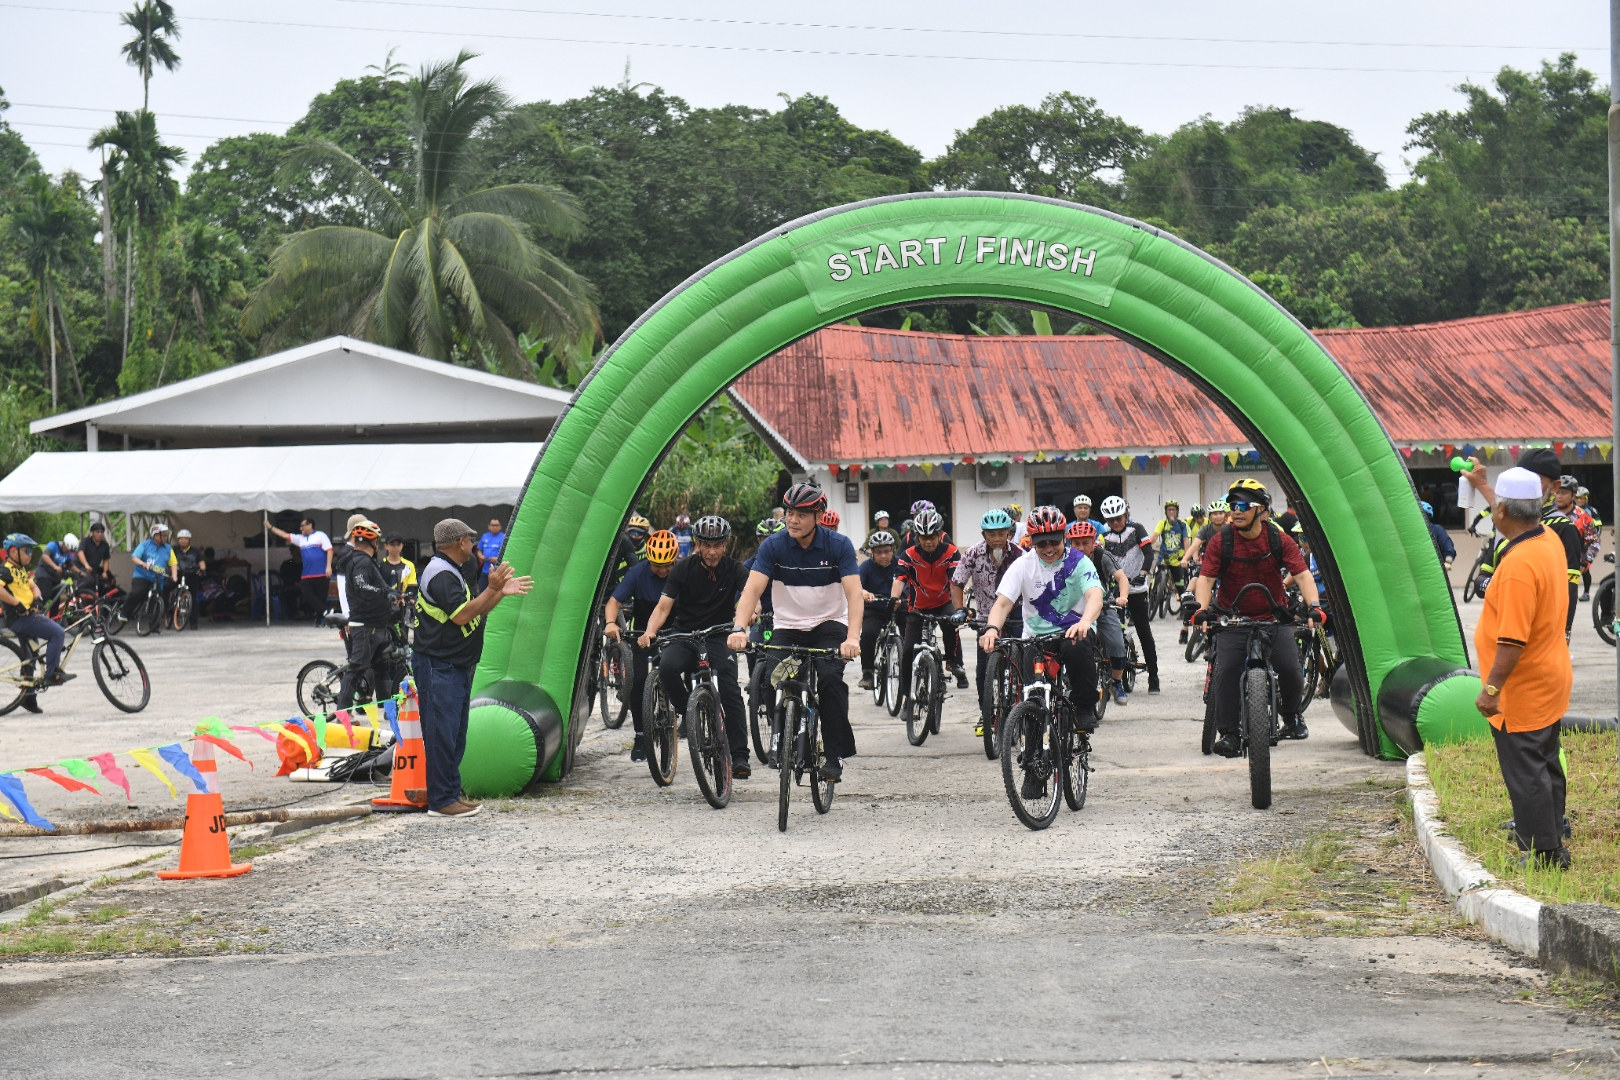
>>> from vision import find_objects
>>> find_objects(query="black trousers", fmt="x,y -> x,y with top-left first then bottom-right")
1210,623 -> 1303,737
1491,720 -> 1566,854
975,615 -> 1023,721
772,621 -> 855,760
301,576 -> 330,620
897,601 -> 962,701
120,577 -> 164,621
627,642 -> 652,734
1124,592 -> 1159,679
339,624 -> 395,708
1017,636 -> 1097,723
658,632 -> 747,759
859,604 -> 895,673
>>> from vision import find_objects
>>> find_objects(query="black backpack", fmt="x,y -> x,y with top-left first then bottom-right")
1214,522 -> 1286,603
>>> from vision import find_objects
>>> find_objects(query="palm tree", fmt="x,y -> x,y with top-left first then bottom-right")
243,52 -> 597,378
88,109 -> 184,363
10,174 -> 91,408
119,1 -> 180,111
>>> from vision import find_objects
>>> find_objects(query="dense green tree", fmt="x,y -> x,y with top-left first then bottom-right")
243,52 -> 596,377
119,0 -> 180,111
8,173 -> 95,406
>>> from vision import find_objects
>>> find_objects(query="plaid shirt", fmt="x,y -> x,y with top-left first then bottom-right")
952,540 -> 1024,614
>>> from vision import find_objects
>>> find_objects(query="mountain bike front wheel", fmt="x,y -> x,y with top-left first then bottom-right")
172,590 -> 193,631
93,638 -> 150,713
1242,668 -> 1274,810
777,698 -> 797,832
747,659 -> 775,764
0,637 -> 32,716
906,651 -> 937,746
1062,725 -> 1090,812
1001,701 -> 1060,830
808,703 -> 835,815
881,637 -> 903,717
686,683 -> 732,809
643,675 -> 678,787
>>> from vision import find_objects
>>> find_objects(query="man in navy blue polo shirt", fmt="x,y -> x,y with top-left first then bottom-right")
728,482 -> 863,781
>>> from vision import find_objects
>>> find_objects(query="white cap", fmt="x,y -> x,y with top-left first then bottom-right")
1494,467 -> 1543,501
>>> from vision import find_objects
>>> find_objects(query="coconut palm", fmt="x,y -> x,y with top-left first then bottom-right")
242,52 -> 597,377
119,1 -> 181,111
10,173 -> 92,408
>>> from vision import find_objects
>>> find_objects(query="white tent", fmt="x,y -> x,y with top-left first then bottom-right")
0,443 -> 543,513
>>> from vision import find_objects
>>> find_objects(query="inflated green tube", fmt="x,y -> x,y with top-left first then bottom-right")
462,192 -> 1472,789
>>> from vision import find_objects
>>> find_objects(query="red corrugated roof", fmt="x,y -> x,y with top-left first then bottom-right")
730,301 -> 1614,463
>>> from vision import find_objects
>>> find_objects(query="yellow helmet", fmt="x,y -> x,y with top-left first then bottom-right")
1226,477 -> 1271,507
627,513 -> 651,534
644,530 -> 679,565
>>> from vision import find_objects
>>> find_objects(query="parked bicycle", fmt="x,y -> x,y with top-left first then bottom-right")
903,609 -> 963,746
1000,630 -> 1091,831
0,605 -> 148,714
294,613 -> 410,717
750,642 -> 847,832
655,625 -> 736,809
1461,536 -> 1492,603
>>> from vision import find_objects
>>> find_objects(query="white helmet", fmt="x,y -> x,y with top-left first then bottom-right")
1099,495 -> 1128,520
1073,495 -> 1091,507
176,529 -> 192,539
60,533 -> 79,552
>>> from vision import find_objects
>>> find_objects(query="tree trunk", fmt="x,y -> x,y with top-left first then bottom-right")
122,226 -> 134,364
156,316 -> 178,386
100,162 -> 117,333
45,280 -> 57,411
190,285 -> 207,343
50,280 -> 86,408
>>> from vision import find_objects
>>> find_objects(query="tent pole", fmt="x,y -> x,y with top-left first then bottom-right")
265,511 -> 271,628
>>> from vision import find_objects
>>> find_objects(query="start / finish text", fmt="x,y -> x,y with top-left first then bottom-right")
828,236 -> 1099,281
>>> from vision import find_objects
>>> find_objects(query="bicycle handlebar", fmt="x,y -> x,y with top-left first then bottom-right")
747,642 -> 852,662
1204,581 -> 1298,625
656,624 -> 739,643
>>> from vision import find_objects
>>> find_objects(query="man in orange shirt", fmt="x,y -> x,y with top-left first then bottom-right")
1475,467 -> 1574,869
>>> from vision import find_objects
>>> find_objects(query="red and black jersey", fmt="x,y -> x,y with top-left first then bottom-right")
897,542 -> 960,610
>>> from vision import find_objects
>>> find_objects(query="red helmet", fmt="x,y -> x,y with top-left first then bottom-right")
1066,520 -> 1096,541
819,509 -> 841,529
1024,505 -> 1068,537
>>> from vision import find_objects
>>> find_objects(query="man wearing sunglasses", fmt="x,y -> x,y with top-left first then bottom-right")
1190,478 -> 1324,756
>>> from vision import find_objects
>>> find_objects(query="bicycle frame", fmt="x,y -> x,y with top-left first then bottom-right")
0,610 -> 97,687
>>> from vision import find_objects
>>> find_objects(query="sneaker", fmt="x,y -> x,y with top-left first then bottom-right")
1179,628 -> 1189,645
974,721 -> 986,738
733,757 -> 751,780
1212,733 -> 1243,758
858,671 -> 875,690
1112,680 -> 1128,705
19,695 -> 40,714
631,734 -> 648,762
819,758 -> 843,782
1077,709 -> 1099,734
1280,718 -> 1309,741
1147,676 -> 1161,694
427,801 -> 482,818
1019,771 -> 1045,800
953,665 -> 969,689
1581,592 -> 1592,602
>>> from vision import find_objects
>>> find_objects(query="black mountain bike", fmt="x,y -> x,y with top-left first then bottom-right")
295,613 -> 410,717
877,609 -> 904,717
1000,631 -> 1091,831
751,642 -> 847,832
655,626 -> 736,810
640,638 -> 679,787
1197,583 -> 1310,811
746,612 -> 777,765
1148,561 -> 1184,619
1593,553 -> 1615,646
979,630 -> 1023,761
903,610 -> 962,746
598,615 -> 633,729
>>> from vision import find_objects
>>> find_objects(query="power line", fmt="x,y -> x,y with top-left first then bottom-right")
333,0 -> 1608,54
8,102 -> 298,126
0,3 -> 1546,75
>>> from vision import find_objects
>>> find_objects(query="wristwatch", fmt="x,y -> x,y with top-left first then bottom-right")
1484,684 -> 1501,696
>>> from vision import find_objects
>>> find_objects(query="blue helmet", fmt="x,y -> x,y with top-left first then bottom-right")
1419,501 -> 1434,518
2,533 -> 36,551
980,509 -> 1013,531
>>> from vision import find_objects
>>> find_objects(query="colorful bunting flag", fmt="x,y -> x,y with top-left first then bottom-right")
127,748 -> 179,800
1400,447 -> 1413,457
384,700 -> 401,743
194,734 -> 252,770
941,462 -> 954,475
57,758 -> 97,781
156,743 -> 208,795
24,767 -> 102,796
231,725 -> 279,742
335,709 -> 356,744
0,774 -> 52,830
88,752 -> 132,802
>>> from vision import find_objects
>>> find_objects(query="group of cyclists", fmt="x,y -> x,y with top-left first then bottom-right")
597,471 -> 1327,812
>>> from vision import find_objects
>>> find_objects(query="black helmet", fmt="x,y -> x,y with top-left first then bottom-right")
782,482 -> 827,511
692,515 -> 731,542
913,509 -> 945,536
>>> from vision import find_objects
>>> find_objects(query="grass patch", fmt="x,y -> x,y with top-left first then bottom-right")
1427,730 -> 1620,906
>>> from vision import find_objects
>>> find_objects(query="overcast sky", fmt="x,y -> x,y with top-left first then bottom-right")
1,1 -> 1608,185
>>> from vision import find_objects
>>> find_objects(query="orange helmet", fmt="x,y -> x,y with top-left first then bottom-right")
644,530 -> 679,565
819,509 -> 841,529
1019,534 -> 1033,550
350,519 -> 381,541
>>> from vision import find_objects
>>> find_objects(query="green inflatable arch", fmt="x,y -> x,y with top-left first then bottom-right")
459,192 -> 1482,795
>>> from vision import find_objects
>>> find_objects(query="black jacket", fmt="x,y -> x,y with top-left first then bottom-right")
336,544 -> 395,626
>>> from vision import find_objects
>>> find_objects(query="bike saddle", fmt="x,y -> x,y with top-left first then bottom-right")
324,613 -> 351,629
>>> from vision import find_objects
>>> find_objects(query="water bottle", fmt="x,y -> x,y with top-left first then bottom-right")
1450,456 -> 1473,510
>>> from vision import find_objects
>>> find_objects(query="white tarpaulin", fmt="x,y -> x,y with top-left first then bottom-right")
0,442 -> 543,513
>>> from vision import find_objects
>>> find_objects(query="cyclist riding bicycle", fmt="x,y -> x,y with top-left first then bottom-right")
608,514 -> 651,588
0,534 -> 70,712
641,515 -> 752,778
34,532 -> 80,606
1099,496 -> 1160,694
608,529 -> 680,762
1071,495 -> 1092,525
671,512 -> 694,560
1153,499 -> 1191,592
892,508 -> 968,721
1180,499 -> 1229,643
979,506 -> 1104,797
335,519 -> 401,708
1421,501 -> 1456,573
1187,504 -> 1206,532
1069,520 -> 1133,705
745,518 -> 786,663
858,529 -> 901,691
121,523 -> 177,633
1189,478 -> 1324,755
728,483 -> 863,783
952,509 -> 1026,736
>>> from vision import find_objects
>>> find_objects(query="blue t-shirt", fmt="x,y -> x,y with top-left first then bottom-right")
478,529 -> 505,574
611,559 -> 668,633
858,557 -> 898,606
42,541 -> 70,574
131,540 -> 174,583
290,531 -> 332,578
673,529 -> 693,559
743,554 -> 773,613
749,525 -> 860,631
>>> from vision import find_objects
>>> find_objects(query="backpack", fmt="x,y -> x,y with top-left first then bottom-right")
1215,521 -> 1285,585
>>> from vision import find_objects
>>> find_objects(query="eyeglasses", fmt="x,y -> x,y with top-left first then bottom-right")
1032,536 -> 1065,549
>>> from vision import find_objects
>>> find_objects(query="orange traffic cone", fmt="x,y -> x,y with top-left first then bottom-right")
158,740 -> 252,880
373,687 -> 428,813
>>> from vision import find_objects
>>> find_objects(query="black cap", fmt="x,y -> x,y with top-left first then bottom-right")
1516,447 -> 1561,481
383,531 -> 404,543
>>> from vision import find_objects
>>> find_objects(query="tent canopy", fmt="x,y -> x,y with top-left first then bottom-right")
0,443 -> 543,513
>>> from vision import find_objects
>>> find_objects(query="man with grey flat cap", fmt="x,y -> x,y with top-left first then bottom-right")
413,518 -> 532,819
1460,447 -> 1584,634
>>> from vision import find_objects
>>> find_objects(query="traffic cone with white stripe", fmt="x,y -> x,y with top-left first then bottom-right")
373,686 -> 428,813
158,740 -> 252,880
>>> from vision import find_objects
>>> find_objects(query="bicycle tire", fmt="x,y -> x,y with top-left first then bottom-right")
643,672 -> 678,787
747,658 -> 774,764
871,635 -> 889,708
1184,626 -> 1205,663
1001,701 -> 1060,830
809,702 -> 835,814
93,638 -> 150,713
1595,575 -> 1616,646
906,651 -> 936,746
685,683 -> 731,809
1122,636 -> 1140,693
927,658 -> 944,736
173,589 -> 192,631
99,600 -> 126,636
133,593 -> 159,637
1242,668 -> 1273,810
1462,551 -> 1485,603
600,642 -> 631,729
881,637 -> 903,717
1297,627 -> 1320,710
1093,657 -> 1110,725
778,697 -> 796,832
295,659 -> 342,717
0,636 -> 32,716
982,650 -> 1006,760
1062,725 -> 1090,812
1165,583 -> 1182,617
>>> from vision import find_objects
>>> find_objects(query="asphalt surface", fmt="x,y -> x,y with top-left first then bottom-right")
1,603 -> 1617,1078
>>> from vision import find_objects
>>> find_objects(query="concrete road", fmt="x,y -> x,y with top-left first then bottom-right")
0,604 -> 1617,1078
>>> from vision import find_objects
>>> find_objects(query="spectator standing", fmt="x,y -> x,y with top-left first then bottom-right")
379,532 -> 418,595
267,517 -> 333,621
80,521 -> 113,585
413,518 -> 532,818
121,524 -> 177,633
477,518 -> 506,593
1474,468 -> 1574,869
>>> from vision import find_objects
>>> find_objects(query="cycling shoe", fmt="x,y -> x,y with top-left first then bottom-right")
1212,733 -> 1243,758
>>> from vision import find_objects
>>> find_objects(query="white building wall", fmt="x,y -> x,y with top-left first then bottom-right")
954,478 -> 1015,541
1124,472 -> 1205,525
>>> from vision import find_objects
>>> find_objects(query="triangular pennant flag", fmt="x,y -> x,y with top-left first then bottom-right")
1158,455 -> 1172,467
961,456 -> 975,465
1553,441 -> 1565,456
24,767 -> 102,796
1209,453 -> 1221,465
88,752 -> 132,802
1601,444 -> 1613,460
231,725 -> 279,742
195,734 -> 253,770
1400,446 -> 1413,458
58,758 -> 97,781
310,712 -> 329,749
127,748 -> 179,800
941,462 -> 954,476
919,462 -> 933,476
0,797 -> 16,821
1227,452 -> 1240,465
384,700 -> 401,743
1097,456 -> 1111,468
0,774 -> 53,830
1033,451 -> 1047,462
194,717 -> 232,739
1509,445 -> 1521,458
335,709 -> 356,744
896,463 -> 908,473
156,743 -> 208,795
